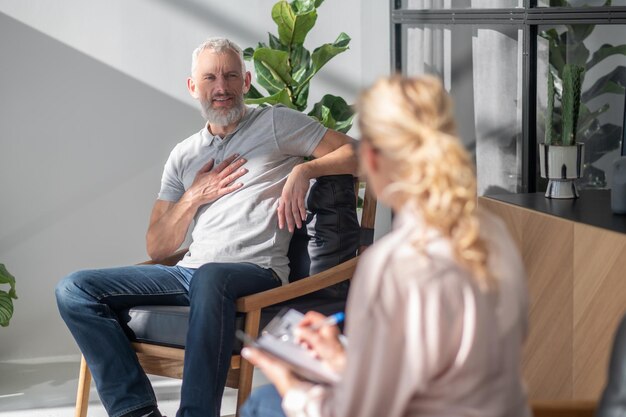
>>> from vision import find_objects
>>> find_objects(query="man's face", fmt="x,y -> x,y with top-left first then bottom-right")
188,49 -> 251,126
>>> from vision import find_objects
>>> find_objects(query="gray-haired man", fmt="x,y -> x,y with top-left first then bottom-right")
56,37 -> 356,417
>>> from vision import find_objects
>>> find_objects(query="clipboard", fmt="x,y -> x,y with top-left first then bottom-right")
236,310 -> 341,385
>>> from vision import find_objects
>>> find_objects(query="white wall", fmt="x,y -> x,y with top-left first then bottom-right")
0,0 -> 390,361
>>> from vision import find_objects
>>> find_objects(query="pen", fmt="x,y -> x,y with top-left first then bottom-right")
309,312 -> 345,331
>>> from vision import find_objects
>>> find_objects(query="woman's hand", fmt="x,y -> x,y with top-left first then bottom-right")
295,311 -> 347,374
241,347 -> 303,396
241,311 -> 347,395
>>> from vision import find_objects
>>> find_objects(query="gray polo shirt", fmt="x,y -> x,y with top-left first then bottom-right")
158,105 -> 326,283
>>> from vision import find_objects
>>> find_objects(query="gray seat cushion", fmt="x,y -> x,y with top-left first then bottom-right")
121,174 -> 359,351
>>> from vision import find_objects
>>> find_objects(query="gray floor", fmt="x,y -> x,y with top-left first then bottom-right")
0,358 -> 269,417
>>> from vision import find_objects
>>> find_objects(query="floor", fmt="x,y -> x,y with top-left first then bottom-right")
0,358 -> 269,417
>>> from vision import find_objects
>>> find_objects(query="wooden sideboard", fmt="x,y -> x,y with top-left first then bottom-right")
479,190 -> 626,401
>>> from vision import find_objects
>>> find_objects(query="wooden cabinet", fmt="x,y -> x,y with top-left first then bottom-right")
479,192 -> 626,401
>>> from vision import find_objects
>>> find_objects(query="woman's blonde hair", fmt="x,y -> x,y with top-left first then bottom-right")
358,75 -> 493,289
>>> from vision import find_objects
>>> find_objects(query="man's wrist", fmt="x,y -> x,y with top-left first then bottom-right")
179,190 -> 202,212
295,161 -> 315,181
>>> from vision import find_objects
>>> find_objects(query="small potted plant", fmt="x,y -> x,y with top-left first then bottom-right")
540,63 -> 585,199
0,264 -> 17,327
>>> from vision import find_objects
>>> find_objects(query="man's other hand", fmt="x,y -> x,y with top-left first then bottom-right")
188,153 -> 248,206
277,164 -> 311,233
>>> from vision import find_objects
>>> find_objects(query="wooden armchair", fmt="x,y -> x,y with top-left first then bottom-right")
74,175 -> 377,417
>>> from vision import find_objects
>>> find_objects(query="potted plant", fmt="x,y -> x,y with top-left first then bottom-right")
243,0 -> 355,133
539,11 -> 626,189
0,263 -> 17,327
540,63 -> 585,199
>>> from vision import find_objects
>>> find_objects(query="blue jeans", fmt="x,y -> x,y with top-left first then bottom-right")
241,384 -> 286,417
55,262 -> 280,417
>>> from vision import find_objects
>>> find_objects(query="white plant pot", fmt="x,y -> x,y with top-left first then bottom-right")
539,143 -> 584,199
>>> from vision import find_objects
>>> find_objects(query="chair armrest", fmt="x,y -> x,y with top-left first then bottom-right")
531,400 -> 596,417
236,257 -> 358,313
139,248 -> 188,267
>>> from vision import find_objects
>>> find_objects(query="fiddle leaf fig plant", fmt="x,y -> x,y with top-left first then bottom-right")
244,0 -> 355,133
0,264 -> 17,327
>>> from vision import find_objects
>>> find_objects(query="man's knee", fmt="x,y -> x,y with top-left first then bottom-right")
55,270 -> 95,309
189,263 -> 233,294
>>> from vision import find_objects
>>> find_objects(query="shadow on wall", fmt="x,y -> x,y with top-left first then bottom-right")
0,12 -> 203,360
0,12 -> 203,254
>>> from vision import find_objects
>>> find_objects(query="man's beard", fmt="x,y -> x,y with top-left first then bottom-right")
200,94 -> 246,126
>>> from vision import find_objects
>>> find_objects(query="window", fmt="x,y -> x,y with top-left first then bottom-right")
392,1 -> 626,194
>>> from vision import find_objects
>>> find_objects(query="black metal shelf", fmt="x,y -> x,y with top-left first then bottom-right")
392,7 -> 626,25
390,1 -> 626,193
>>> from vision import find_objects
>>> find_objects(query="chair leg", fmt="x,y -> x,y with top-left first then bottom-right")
236,357 -> 255,417
236,309 -> 261,417
75,355 -> 91,417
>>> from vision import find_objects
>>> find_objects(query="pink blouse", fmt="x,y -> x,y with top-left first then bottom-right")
282,206 -> 531,417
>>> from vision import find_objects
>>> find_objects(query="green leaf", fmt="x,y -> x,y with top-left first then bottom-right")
0,292 -> 14,327
309,34 -> 350,75
308,101 -> 328,123
333,32 -> 351,48
0,263 -> 16,327
540,29 -> 566,76
272,0 -> 317,46
268,33 -> 287,51
582,66 -> 626,102
0,264 -> 17,300
290,45 -> 311,84
254,48 -> 293,85
577,103 -> 609,138
566,24 -> 595,45
254,61 -> 284,95
314,0 -> 324,7
335,114 -> 355,134
308,95 -> 355,133
293,82 -> 309,111
292,0 -> 317,14
567,39 -> 590,68
582,123 -> 621,163
244,84 -> 265,100
319,106 -> 336,129
587,44 -> 626,71
243,47 -> 255,61
245,88 -> 297,109
254,49 -> 287,94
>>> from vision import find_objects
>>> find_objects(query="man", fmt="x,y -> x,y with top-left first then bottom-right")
55,37 -> 356,417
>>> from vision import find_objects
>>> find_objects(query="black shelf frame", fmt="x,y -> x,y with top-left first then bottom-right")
390,1 -> 626,193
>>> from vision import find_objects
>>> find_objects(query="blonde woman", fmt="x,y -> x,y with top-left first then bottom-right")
241,75 -> 531,417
